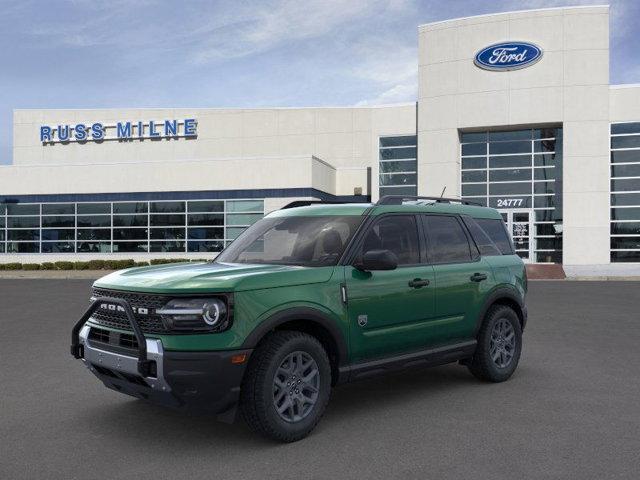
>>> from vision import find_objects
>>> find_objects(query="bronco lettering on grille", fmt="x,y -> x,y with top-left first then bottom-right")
99,303 -> 150,315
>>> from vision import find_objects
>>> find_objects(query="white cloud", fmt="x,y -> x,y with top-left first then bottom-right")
189,0 -> 396,64
355,81 -> 417,105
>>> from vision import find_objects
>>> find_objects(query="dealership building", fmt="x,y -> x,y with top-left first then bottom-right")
2,5 -> 640,276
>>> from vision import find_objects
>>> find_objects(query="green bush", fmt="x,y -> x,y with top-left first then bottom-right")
150,258 -> 189,265
40,262 -> 55,270
134,261 -> 150,267
73,261 -> 91,270
2,263 -> 23,270
22,263 -> 41,270
104,259 -> 135,270
54,261 -> 74,270
87,260 -> 107,270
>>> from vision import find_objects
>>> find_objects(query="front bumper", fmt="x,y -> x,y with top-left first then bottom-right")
72,298 -> 251,417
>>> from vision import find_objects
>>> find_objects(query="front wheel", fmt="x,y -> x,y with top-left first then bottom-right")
468,305 -> 522,382
240,331 -> 331,442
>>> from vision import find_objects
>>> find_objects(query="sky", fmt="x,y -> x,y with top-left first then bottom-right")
1,0 -> 639,165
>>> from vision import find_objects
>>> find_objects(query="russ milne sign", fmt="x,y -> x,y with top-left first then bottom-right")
40,118 -> 197,144
474,42 -> 542,71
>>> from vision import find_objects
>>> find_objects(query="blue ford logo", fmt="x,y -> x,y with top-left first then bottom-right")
474,42 -> 543,71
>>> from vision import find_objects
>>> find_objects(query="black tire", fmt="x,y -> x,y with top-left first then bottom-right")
468,305 -> 522,382
240,330 -> 332,442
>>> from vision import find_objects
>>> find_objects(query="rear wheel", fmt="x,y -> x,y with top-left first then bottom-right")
240,331 -> 331,442
468,305 -> 522,382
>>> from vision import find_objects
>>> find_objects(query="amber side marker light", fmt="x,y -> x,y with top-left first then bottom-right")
231,354 -> 248,364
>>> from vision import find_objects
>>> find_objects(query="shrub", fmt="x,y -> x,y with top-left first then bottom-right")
134,261 -> 150,267
87,260 -> 107,270
105,259 -> 135,270
3,263 -> 23,270
73,261 -> 91,270
40,262 -> 55,270
150,258 -> 189,265
54,261 -> 75,270
22,263 -> 41,270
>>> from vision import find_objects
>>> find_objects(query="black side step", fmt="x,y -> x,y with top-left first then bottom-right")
337,340 -> 477,383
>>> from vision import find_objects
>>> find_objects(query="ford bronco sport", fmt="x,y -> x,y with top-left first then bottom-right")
71,195 -> 527,442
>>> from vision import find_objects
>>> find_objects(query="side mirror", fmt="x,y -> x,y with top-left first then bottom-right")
354,249 -> 398,271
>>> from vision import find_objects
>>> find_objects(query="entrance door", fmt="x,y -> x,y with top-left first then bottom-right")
500,210 -> 534,262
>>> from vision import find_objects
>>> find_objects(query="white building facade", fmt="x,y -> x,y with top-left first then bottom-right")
2,5 -> 640,276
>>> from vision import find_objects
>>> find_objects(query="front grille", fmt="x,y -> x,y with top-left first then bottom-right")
88,326 -> 140,353
90,288 -> 169,333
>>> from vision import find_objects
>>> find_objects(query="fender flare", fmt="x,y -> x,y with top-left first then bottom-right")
475,287 -> 526,335
241,307 -> 349,365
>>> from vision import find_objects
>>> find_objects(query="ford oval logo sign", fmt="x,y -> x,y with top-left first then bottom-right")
474,42 -> 543,71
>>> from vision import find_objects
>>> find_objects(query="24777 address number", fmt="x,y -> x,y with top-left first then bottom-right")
495,198 -> 525,208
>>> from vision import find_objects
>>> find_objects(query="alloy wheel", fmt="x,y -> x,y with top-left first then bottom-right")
489,318 -> 516,368
272,351 -> 320,423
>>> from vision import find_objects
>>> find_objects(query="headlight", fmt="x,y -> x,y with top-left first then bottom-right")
157,298 -> 229,332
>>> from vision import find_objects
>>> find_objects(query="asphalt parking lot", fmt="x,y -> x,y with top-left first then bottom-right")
1,280 -> 639,480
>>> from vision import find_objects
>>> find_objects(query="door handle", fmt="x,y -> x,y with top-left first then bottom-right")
470,273 -> 488,282
408,278 -> 430,288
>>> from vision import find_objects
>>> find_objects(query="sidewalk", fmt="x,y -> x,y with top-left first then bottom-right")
0,270 -> 112,279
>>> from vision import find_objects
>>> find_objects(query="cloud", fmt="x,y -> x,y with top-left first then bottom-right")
188,0 -> 396,64
351,41 -> 417,105
355,82 -> 417,105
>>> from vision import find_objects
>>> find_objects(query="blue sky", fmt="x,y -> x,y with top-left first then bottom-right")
1,0 -> 639,164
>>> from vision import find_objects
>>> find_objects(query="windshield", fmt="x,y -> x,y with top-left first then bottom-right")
216,215 -> 364,267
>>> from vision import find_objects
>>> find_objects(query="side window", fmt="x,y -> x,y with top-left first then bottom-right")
359,215 -> 420,265
424,215 -> 472,264
475,218 -> 515,255
461,216 -> 502,257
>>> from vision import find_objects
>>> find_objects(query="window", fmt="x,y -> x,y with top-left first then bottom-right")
359,215 -> 420,265
0,199 -> 264,255
379,135 -> 417,198
461,216 -> 502,256
611,122 -> 640,262
475,218 -> 515,255
424,215 -> 472,264
217,215 -> 363,267
460,127 -> 563,263
77,203 -> 110,215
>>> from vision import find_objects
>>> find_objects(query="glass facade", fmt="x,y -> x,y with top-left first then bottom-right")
379,135 -> 417,197
460,127 -> 563,263
0,199 -> 264,254
611,122 -> 640,262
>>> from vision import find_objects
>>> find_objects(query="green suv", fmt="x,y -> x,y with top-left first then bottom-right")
71,196 -> 527,442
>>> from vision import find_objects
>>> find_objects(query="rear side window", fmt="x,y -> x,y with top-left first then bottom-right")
360,215 -> 420,265
423,215 -> 472,264
475,218 -> 515,255
461,216 -> 502,257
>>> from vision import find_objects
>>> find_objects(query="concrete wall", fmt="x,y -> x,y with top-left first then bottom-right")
610,85 -> 640,121
418,5 -> 611,267
12,105 -> 416,199
0,155 -> 334,195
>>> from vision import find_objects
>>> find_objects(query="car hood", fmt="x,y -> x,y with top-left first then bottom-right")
93,262 -> 336,293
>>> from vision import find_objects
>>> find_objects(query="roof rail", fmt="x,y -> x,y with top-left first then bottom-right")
376,195 -> 482,206
281,200 -> 353,210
